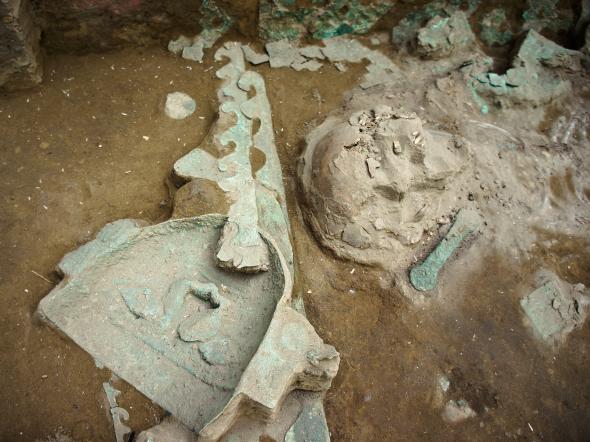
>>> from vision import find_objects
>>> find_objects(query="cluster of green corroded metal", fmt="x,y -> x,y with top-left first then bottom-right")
392,0 -> 576,49
480,8 -> 513,47
523,0 -> 574,35
204,0 -> 580,49
258,0 -> 392,41
199,0 -> 232,35
392,0 -> 480,46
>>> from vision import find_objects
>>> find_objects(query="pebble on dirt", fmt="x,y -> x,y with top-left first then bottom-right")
164,92 -> 196,120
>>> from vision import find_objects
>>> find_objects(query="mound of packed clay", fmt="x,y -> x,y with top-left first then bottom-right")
298,105 -> 472,267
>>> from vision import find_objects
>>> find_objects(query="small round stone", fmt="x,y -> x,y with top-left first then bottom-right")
164,92 -> 196,120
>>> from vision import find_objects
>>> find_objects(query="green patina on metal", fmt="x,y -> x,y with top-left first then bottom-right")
480,8 -> 513,46
409,209 -> 482,292
103,382 -> 131,442
259,0 -> 392,42
392,0 -> 480,47
200,0 -> 232,34
521,281 -> 567,341
38,40 -> 339,441
174,42 -> 293,272
311,0 -> 392,39
169,0 -> 233,62
470,30 -> 582,111
417,10 -> 475,58
467,79 -> 489,114
520,277 -> 589,344
38,215 -> 288,430
392,0 -> 447,46
522,0 -> 574,35
284,400 -> 330,442
454,57 -> 493,114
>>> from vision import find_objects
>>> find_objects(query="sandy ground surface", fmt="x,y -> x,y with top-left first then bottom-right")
1,36 -> 589,441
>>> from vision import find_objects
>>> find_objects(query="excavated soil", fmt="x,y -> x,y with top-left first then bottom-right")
1,35 -> 589,441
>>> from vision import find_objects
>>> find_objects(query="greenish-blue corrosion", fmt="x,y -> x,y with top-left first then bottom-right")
392,1 -> 446,46
259,0 -> 392,41
311,0 -> 392,39
468,80 -> 489,114
200,0 -> 232,34
392,0 -> 481,46
456,57 -> 493,114
284,400 -> 330,442
480,8 -> 513,46
469,30 -> 581,112
522,0 -> 574,35
417,10 -> 475,57
174,44 -> 294,271
410,209 -> 481,292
